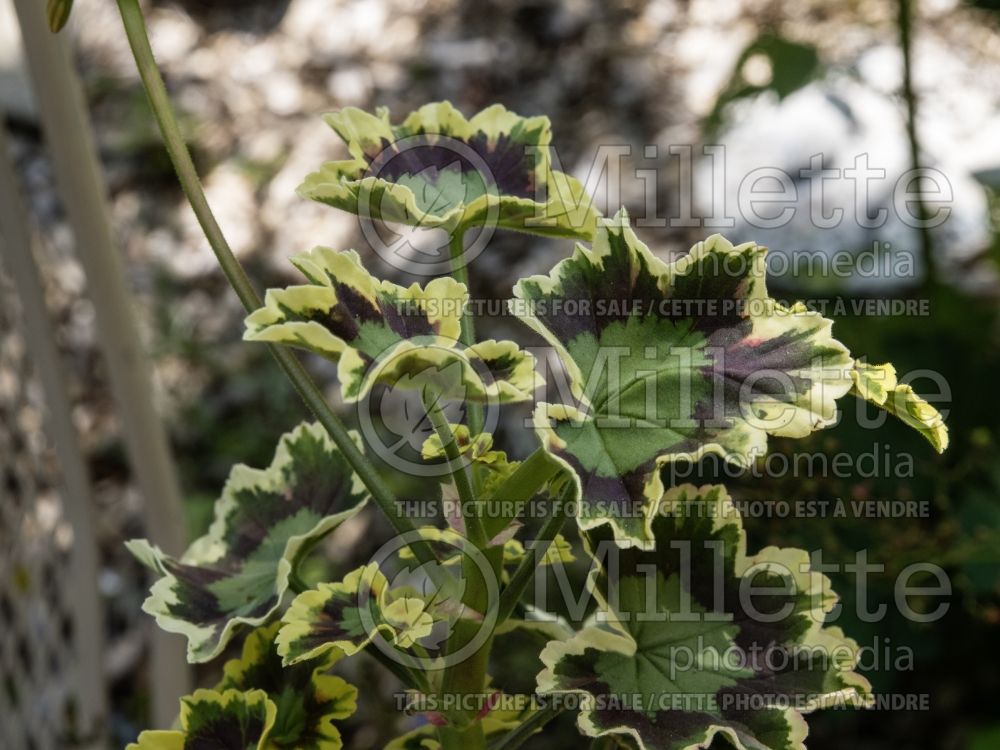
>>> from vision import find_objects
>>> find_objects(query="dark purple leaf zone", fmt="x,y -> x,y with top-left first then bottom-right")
182,698 -> 269,750
479,349 -> 522,382
584,693 -> 792,750
281,582 -> 385,663
160,559 -> 272,639
586,505 -> 815,652
516,224 -> 667,346
377,291 -> 438,341
363,133 -> 538,201
158,427 -> 365,634
220,626 -> 350,749
554,645 -> 828,750
704,324 -> 845,413
278,282 -> 438,364
549,452 -> 652,536
544,489 -> 863,750
517,219 -> 841,401
219,429 -> 364,559
129,424 -> 369,662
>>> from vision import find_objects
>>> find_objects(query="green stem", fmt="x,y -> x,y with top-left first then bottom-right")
486,706 -> 563,750
287,569 -> 309,595
440,723 -> 485,750
496,487 -> 571,624
364,645 -> 431,694
114,0 -> 440,570
449,229 -> 483,439
485,447 -> 560,503
434,456 -> 565,747
422,388 -> 485,547
898,0 -> 937,287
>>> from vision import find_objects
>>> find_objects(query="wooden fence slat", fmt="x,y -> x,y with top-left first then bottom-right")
10,0 -> 192,729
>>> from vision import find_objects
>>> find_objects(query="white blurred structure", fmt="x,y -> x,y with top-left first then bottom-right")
694,42 -> 1000,292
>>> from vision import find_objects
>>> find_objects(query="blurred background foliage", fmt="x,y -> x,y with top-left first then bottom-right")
3,0 -> 1000,747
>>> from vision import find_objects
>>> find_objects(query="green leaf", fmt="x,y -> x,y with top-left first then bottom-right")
244,247 -> 542,403
277,562 -> 439,666
705,34 -> 821,136
46,0 -> 74,32
126,422 -> 369,663
537,484 -> 870,750
127,689 -> 277,750
850,361 -> 949,453
298,102 -> 599,239
515,210 -> 949,544
513,210 -> 855,544
217,623 -> 357,750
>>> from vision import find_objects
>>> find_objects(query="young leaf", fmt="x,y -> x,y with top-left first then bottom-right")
399,525 -> 574,570
421,424 -> 506,466
217,623 -> 357,750
299,102 -> 599,239
127,689 -> 277,750
850,361 -> 949,452
514,209 -> 944,544
245,247 -> 541,402
420,426 -> 531,537
126,422 -> 369,663
537,484 -> 870,750
277,562 -> 438,666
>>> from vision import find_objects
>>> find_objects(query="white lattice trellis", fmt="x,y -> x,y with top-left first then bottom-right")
0,0 -> 193,743
0,269 -> 103,750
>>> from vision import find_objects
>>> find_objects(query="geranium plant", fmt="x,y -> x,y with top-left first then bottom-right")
68,2 -> 949,748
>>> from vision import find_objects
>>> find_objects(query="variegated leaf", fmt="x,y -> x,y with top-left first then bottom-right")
277,562 -> 438,666
217,623 -> 357,750
537,484 -> 870,750
850,361 -> 949,452
127,423 -> 369,663
299,102 -> 599,239
245,247 -> 541,403
514,209 -> 945,544
127,689 -> 277,750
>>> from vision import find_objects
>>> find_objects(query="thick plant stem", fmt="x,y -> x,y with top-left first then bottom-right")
448,230 -> 484,439
485,447 -> 560,503
114,0 -> 439,569
423,389 -> 487,547
436,543 -> 501,750
435,454 -> 562,747
440,722 -> 486,750
496,486 -> 571,624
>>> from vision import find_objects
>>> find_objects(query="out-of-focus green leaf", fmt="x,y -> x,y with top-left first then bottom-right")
705,34 -> 821,135
47,0 -> 73,32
